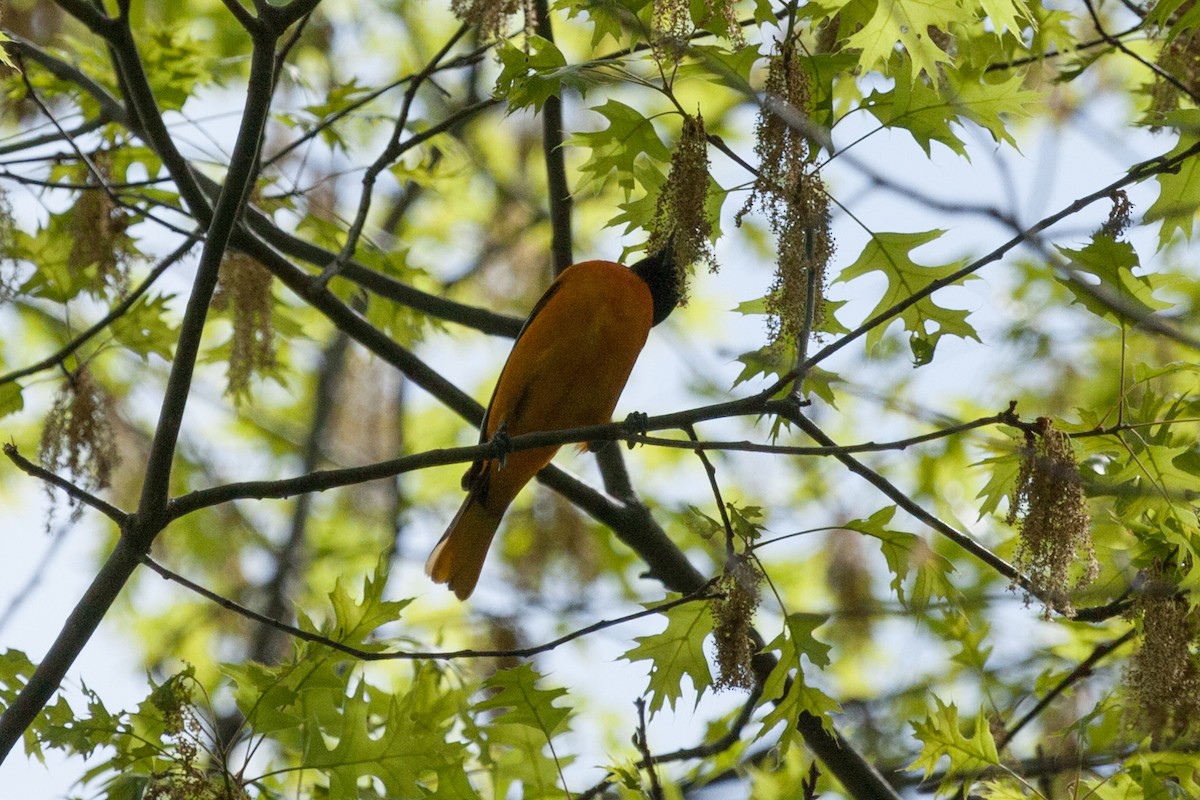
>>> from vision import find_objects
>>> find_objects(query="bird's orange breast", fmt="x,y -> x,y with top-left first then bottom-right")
471,260 -> 654,511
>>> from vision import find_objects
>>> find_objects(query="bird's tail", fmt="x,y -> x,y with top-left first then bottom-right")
425,494 -> 504,600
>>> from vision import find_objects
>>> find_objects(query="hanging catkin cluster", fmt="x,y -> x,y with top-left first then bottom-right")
68,152 -> 133,296
213,252 -> 277,401
450,0 -> 532,41
39,366 -> 119,525
1124,566 -> 1200,747
652,0 -> 743,63
652,0 -> 691,63
1149,29 -> 1200,128
738,40 -> 833,350
0,188 -> 19,303
648,112 -> 718,307
711,553 -> 763,691
1007,419 -> 1096,617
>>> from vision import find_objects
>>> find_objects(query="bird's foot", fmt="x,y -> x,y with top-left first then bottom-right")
488,423 -> 512,468
623,411 -> 649,449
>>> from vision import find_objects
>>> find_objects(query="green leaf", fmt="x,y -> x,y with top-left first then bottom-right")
320,555 -> 411,649
844,507 -> 959,609
836,229 -> 979,364
941,611 -> 993,672
865,77 -> 974,157
978,777 -> 1035,799
685,504 -> 724,540
476,663 -> 573,738
303,679 -> 468,800
573,100 -> 670,195
973,434 -> 1023,519
475,667 -> 573,799
233,652 -> 358,739
977,0 -> 1033,35
945,70 -> 1038,149
0,381 -> 23,418
683,44 -> 761,93
909,697 -> 1000,789
728,503 -> 766,544
1130,750 -> 1200,797
138,27 -> 211,113
621,597 -> 714,714
732,345 -> 788,389
495,37 -> 596,112
865,69 -> 1042,156
0,33 -> 17,71
1146,0 -> 1200,37
842,0 -> 966,80
1055,237 -> 1170,325
110,293 -> 177,362
756,614 -> 838,755
558,0 -> 652,48
609,160 -> 665,234
1145,112 -> 1200,247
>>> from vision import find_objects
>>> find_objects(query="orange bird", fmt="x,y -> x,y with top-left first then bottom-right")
426,245 -> 679,599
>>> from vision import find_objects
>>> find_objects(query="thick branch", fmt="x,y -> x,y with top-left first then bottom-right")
0,25 -> 283,765
533,0 -> 573,275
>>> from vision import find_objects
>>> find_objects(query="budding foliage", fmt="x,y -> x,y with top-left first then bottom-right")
213,253 -> 277,402
648,112 -> 718,306
711,553 -> 763,691
1124,568 -> 1200,747
39,366 -> 119,524
738,40 -> 834,351
1007,419 -> 1096,617
146,671 -> 247,800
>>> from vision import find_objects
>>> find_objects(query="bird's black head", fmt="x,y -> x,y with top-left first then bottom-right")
631,240 -> 680,326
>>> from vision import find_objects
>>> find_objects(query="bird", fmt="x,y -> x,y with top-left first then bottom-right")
425,244 -> 680,599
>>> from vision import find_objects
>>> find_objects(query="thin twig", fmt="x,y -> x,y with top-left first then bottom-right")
0,116 -> 112,157
3,444 -> 127,524
1081,0 -> 1199,104
782,407 -> 1029,593
998,628 -> 1137,749
163,406 -> 1024,519
218,0 -> 259,32
686,424 -> 736,559
632,698 -> 665,800
0,235 -> 202,388
576,684 -> 761,799
139,552 -> 712,660
325,25 -> 470,281
782,137 -> 1200,388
